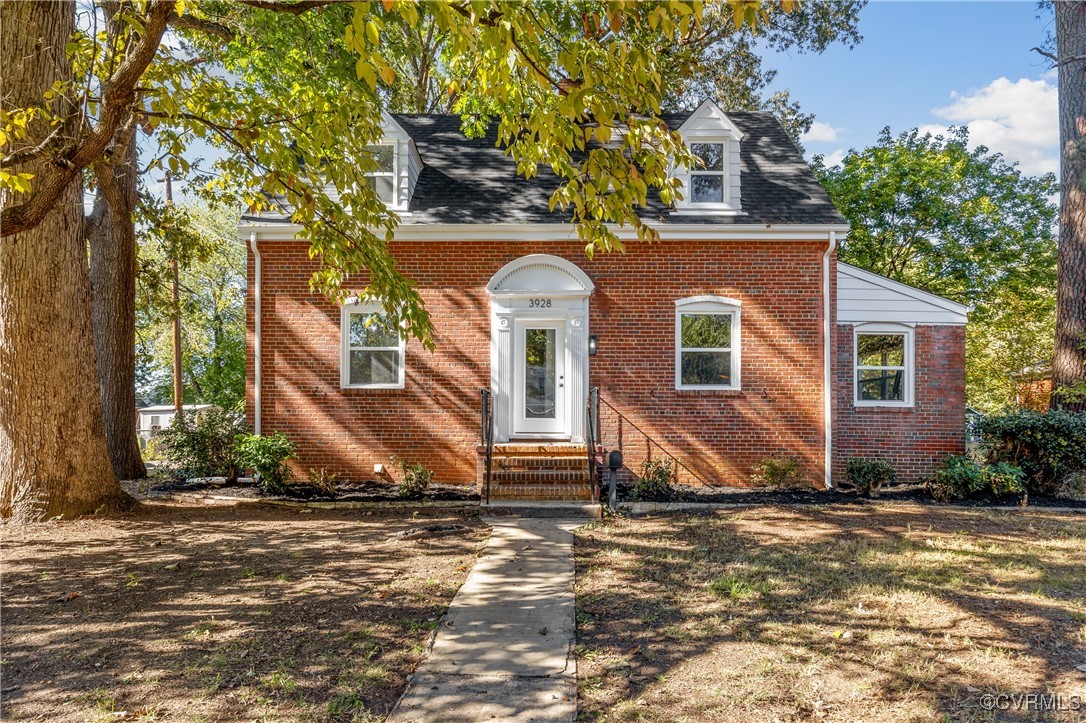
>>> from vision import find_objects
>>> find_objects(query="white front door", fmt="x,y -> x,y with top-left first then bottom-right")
513,320 -> 568,436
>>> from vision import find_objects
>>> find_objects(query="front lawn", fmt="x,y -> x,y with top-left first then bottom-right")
574,505 -> 1086,722
1,505 -> 488,722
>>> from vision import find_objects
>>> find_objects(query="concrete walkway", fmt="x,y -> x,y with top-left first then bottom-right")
388,518 -> 581,723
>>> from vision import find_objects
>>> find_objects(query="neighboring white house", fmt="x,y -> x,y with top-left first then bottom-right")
136,404 -> 217,443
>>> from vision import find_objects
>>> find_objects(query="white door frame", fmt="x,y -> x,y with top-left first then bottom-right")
487,254 -> 594,443
513,319 -> 567,437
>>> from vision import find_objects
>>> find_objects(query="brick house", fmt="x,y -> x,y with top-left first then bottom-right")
241,100 -> 967,500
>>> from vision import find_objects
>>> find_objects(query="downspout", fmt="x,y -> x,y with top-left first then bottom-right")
823,231 -> 838,489
249,232 -> 262,436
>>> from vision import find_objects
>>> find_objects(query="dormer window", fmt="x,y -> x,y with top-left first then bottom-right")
673,100 -> 744,215
690,142 -> 726,204
361,114 -> 423,213
365,144 -> 396,205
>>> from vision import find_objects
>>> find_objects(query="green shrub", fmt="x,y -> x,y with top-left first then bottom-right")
975,410 -> 1086,494
155,407 -> 247,479
307,467 -> 339,497
928,455 -> 1026,501
1058,472 -> 1086,501
390,455 -> 432,498
984,462 -> 1027,497
234,432 -> 297,494
634,458 -> 676,500
845,458 -> 897,498
751,456 -> 804,488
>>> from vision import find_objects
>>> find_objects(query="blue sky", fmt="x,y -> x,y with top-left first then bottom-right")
772,1 -> 1058,175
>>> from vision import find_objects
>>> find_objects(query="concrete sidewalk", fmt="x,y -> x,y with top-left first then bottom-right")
388,518 -> 581,723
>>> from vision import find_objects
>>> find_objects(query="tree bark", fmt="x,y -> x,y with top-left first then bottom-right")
0,0 -> 133,521
88,124 -> 147,481
1054,2 -> 1086,411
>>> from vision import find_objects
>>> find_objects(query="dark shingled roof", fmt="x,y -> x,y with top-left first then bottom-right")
244,110 -> 845,226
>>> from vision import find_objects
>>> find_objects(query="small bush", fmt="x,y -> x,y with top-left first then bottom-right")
1057,472 -> 1086,501
155,407 -> 247,479
234,432 -> 297,494
307,467 -> 339,497
390,455 -> 432,498
975,410 -> 1086,494
928,455 -> 1025,502
845,458 -> 897,498
751,456 -> 804,488
634,458 -> 676,500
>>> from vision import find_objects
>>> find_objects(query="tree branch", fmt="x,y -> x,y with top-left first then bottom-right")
234,0 -> 347,16
3,0 -> 174,238
169,13 -> 235,42
1031,46 -> 1086,68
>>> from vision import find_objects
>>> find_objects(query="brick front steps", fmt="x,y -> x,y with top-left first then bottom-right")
483,442 -> 596,502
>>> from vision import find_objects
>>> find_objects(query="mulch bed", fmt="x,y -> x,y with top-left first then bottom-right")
128,476 -> 480,503
615,481 -> 1086,508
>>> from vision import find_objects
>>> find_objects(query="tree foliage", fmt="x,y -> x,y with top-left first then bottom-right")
815,127 -> 1059,411
136,202 -> 246,410
668,1 -> 865,145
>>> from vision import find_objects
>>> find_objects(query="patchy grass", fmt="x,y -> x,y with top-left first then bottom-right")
574,505 -> 1086,722
1,504 -> 487,722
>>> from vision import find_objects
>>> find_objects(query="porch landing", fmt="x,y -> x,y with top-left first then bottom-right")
482,443 -> 596,502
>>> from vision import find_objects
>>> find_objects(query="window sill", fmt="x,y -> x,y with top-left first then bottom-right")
670,207 -> 745,216
341,384 -> 405,391
853,401 -> 914,409
675,385 -> 743,392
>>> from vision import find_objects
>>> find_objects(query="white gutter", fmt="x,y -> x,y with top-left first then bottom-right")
235,221 -> 852,243
249,232 -> 262,436
823,231 -> 838,489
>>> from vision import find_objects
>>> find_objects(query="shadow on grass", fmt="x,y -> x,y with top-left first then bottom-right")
574,505 -> 1086,722
1,504 -> 488,722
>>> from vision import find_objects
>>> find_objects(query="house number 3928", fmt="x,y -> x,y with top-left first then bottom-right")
528,298 -> 552,308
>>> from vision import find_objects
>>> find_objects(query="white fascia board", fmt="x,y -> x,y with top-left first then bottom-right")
676,99 -> 745,140
837,262 -> 968,316
237,221 -> 851,242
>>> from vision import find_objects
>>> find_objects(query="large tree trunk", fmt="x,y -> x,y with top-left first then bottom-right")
1054,2 -> 1086,411
0,0 -> 133,521
88,125 -> 147,481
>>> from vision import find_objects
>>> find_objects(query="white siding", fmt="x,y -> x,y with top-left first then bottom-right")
837,263 -> 967,325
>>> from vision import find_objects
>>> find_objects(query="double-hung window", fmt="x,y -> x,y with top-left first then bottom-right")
854,325 -> 913,406
341,302 -> 405,389
689,142 -> 726,204
675,296 -> 741,390
365,144 -> 396,205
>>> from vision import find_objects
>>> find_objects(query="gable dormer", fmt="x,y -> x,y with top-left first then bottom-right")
366,113 -> 422,212
673,99 -> 744,214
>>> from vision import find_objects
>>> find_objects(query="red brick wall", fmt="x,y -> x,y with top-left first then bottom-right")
833,324 -> 966,484
247,240 -> 830,487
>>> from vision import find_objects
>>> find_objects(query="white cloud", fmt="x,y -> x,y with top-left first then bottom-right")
820,148 -> 846,168
802,121 -> 842,144
932,77 -> 1058,176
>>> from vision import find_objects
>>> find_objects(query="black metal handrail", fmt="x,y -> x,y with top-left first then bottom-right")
480,388 -> 494,504
596,393 -> 710,487
586,386 -> 601,499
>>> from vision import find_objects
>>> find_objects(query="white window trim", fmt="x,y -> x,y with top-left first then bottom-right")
366,142 -> 399,208
674,296 -> 742,391
853,323 -> 914,408
340,301 -> 406,390
688,140 -> 728,207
